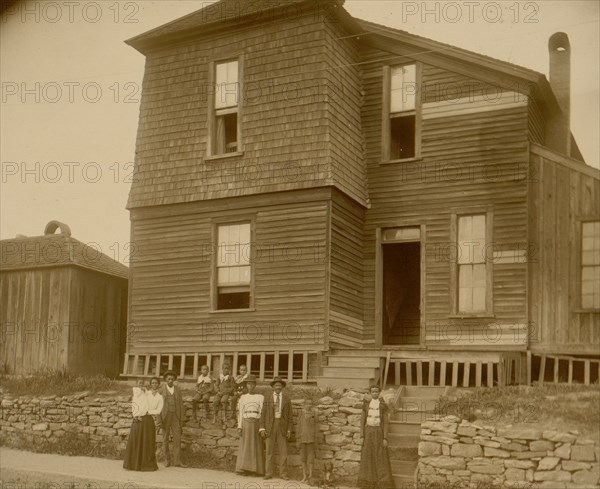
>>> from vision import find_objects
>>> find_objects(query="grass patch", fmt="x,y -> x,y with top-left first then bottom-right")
439,383 -> 600,435
0,369 -> 118,397
1,431 -> 124,459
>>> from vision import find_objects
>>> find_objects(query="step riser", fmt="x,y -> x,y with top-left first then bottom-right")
321,367 -> 379,378
327,357 -> 381,368
316,377 -> 372,389
388,424 -> 421,436
387,434 -> 420,447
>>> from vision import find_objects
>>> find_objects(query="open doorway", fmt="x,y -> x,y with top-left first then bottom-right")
382,240 -> 421,345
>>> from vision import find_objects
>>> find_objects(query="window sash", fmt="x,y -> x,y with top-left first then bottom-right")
390,64 -> 416,113
453,212 -> 491,315
581,221 -> 600,309
215,60 -> 239,110
217,223 -> 251,287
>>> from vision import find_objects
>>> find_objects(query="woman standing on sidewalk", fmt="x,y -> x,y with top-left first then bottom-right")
235,375 -> 265,476
357,384 -> 394,489
123,379 -> 159,471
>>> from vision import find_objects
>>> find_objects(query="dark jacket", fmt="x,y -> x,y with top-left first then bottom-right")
159,384 -> 184,421
260,391 -> 292,435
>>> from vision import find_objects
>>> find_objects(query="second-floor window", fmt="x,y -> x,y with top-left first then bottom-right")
383,64 -> 419,161
216,222 -> 251,310
581,221 -> 600,310
213,60 -> 239,155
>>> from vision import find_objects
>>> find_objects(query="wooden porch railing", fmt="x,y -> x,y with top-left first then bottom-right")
528,352 -> 600,386
122,350 -> 317,383
385,352 -> 523,388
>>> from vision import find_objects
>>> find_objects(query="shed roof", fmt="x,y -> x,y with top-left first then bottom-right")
1,233 -> 129,280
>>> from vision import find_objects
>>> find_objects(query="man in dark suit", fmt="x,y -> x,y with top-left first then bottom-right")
259,376 -> 292,480
159,370 -> 187,467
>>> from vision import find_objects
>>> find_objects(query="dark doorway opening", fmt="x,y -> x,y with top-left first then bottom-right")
382,241 -> 421,345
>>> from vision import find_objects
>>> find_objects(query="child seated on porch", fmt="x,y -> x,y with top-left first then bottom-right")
192,365 -> 214,424
213,363 -> 236,427
231,364 -> 249,419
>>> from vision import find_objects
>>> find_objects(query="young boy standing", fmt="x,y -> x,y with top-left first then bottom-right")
296,398 -> 319,483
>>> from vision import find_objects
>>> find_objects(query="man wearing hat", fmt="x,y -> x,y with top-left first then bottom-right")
259,376 -> 292,480
159,370 -> 187,467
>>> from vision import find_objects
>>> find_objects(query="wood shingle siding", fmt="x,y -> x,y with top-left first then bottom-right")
129,14 -> 367,210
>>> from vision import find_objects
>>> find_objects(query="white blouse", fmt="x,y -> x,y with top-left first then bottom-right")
146,390 -> 164,415
237,393 -> 264,428
366,398 -> 381,427
131,387 -> 148,417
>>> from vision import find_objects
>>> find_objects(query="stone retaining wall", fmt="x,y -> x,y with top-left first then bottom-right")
418,416 -> 600,489
0,390 -> 367,481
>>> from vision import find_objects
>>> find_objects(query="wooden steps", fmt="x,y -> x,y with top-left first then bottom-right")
387,386 -> 447,489
317,353 -> 383,389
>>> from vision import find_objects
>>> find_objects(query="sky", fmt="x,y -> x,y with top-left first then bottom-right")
1,0 -> 599,265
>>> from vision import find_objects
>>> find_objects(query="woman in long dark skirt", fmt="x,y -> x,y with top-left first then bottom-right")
235,374 -> 265,475
357,384 -> 395,489
123,379 -> 158,471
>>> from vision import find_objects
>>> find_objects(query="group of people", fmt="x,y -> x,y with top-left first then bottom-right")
123,366 -> 395,488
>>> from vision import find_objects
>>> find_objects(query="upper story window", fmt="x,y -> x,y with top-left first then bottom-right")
581,221 -> 600,310
210,59 -> 241,156
216,222 -> 251,310
383,63 -> 420,161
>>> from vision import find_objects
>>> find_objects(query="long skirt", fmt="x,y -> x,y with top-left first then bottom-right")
357,425 -> 395,489
235,418 -> 265,474
123,415 -> 158,471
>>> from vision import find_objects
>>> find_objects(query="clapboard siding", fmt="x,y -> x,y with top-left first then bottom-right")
329,191 -> 365,347
528,145 -> 600,353
128,190 -> 330,353
129,12 -> 367,210
360,46 -> 529,348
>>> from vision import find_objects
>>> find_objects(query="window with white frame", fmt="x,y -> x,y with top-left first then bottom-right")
216,222 -> 251,310
213,60 -> 239,155
457,214 -> 487,313
388,64 -> 417,160
581,221 -> 600,310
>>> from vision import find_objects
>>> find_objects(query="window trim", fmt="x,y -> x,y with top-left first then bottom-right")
577,218 -> 600,312
210,216 -> 256,312
207,56 -> 244,158
382,62 -> 422,163
450,210 -> 494,317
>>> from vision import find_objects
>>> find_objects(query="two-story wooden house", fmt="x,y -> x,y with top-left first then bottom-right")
122,0 -> 599,388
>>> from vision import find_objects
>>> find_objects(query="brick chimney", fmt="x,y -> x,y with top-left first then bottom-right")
548,32 -> 571,155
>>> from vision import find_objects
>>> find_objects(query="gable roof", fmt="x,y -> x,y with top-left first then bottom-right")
1,233 -> 129,279
126,0 -> 319,51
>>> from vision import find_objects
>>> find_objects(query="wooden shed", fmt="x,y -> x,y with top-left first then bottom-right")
122,0 -> 599,388
0,221 -> 129,377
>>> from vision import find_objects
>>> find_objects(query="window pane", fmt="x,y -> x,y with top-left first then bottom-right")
390,64 -> 416,113
215,60 -> 239,109
472,286 -> 486,312
458,215 -> 486,264
390,115 -> 415,159
458,263 -> 487,313
581,222 -> 600,308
